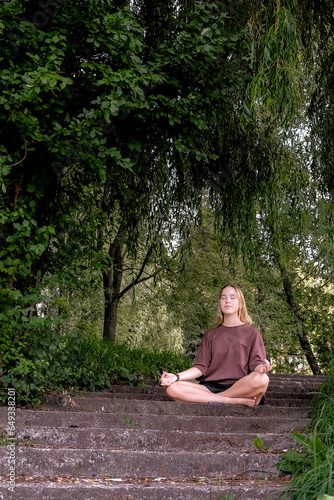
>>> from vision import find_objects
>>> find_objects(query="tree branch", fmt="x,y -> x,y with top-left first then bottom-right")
119,267 -> 162,298
293,269 -> 317,288
318,278 -> 332,289
10,142 -> 27,167
118,241 -> 161,298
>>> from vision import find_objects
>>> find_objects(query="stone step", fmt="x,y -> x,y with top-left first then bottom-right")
268,374 -> 325,380
0,447 -> 281,479
49,391 -> 313,405
40,396 -> 310,418
266,398 -> 311,407
87,379 -> 323,396
270,381 -> 322,387
14,426 -> 295,453
267,392 -> 314,398
0,480 -> 288,500
2,373 -> 324,500
0,409 -> 310,434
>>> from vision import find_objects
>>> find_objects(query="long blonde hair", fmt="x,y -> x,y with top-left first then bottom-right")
214,284 -> 252,326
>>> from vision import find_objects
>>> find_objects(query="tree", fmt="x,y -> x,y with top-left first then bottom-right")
1,0 -> 334,352
0,0 -> 258,344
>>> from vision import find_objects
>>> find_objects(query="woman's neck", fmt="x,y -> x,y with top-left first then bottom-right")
222,316 -> 244,327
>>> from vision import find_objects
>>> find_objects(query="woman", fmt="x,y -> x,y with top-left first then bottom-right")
160,284 -> 270,407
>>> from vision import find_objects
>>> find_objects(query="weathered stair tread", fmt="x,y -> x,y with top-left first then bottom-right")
0,447 -> 281,478
39,396 -> 310,418
266,398 -> 311,407
73,377 -> 322,397
50,391 -> 313,405
0,409 -> 310,433
273,375 -> 325,378
13,426 -> 294,452
0,478 -> 289,500
77,385 -> 320,396
76,385 -> 320,395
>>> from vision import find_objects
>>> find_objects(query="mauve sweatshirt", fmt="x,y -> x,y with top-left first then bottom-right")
194,324 -> 266,384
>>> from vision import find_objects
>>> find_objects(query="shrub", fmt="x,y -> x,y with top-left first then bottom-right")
0,329 -> 192,405
277,358 -> 334,499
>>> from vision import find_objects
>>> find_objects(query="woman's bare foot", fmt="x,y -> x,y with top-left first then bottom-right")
216,395 -> 256,407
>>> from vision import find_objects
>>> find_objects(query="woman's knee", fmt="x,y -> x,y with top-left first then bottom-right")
166,382 -> 180,398
250,372 -> 269,390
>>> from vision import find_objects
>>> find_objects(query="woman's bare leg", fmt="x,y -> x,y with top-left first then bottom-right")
165,381 -> 256,407
165,372 -> 269,406
218,372 -> 270,405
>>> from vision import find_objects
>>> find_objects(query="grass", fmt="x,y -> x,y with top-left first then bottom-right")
277,362 -> 334,499
125,413 -> 134,429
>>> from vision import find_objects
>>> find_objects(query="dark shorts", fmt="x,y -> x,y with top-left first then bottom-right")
199,380 -> 234,394
200,379 -> 266,405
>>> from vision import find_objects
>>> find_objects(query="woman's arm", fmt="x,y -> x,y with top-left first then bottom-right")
248,329 -> 270,373
160,367 -> 203,386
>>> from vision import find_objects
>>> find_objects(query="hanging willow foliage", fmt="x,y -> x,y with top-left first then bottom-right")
201,0 -> 334,268
1,0 -> 333,341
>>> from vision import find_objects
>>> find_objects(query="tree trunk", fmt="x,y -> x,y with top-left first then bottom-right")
99,220 -> 161,342
103,286 -> 120,343
102,238 -> 124,342
278,262 -> 322,375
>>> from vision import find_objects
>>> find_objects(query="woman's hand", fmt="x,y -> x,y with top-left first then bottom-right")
254,359 -> 271,374
160,371 -> 178,387
160,367 -> 203,386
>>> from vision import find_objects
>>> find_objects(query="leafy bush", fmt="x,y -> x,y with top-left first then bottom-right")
277,359 -> 334,499
0,329 -> 192,405
277,429 -> 334,499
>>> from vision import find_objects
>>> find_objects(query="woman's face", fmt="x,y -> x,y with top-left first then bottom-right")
220,286 -> 240,317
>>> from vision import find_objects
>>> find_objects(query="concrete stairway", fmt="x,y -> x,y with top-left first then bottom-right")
0,373 -> 325,499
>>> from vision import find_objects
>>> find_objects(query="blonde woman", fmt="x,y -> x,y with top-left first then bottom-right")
160,285 -> 270,407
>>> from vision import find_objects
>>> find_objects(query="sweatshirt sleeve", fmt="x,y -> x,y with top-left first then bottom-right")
248,329 -> 266,372
193,331 -> 212,376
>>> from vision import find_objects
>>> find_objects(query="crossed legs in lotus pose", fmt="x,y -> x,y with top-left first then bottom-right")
165,372 -> 269,407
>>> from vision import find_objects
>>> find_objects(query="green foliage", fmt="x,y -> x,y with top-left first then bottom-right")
108,342 -> 193,382
125,413 -> 133,430
311,360 -> 334,445
0,330 -> 192,405
0,0 -> 256,347
277,431 -> 334,499
0,0 -> 333,371
0,205 -> 56,361
277,363 -> 334,499
219,493 -> 238,500
253,434 -> 272,452
0,429 -> 19,447
247,0 -> 305,122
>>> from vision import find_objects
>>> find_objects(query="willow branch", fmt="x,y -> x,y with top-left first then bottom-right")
10,142 -> 27,167
119,267 -> 162,298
